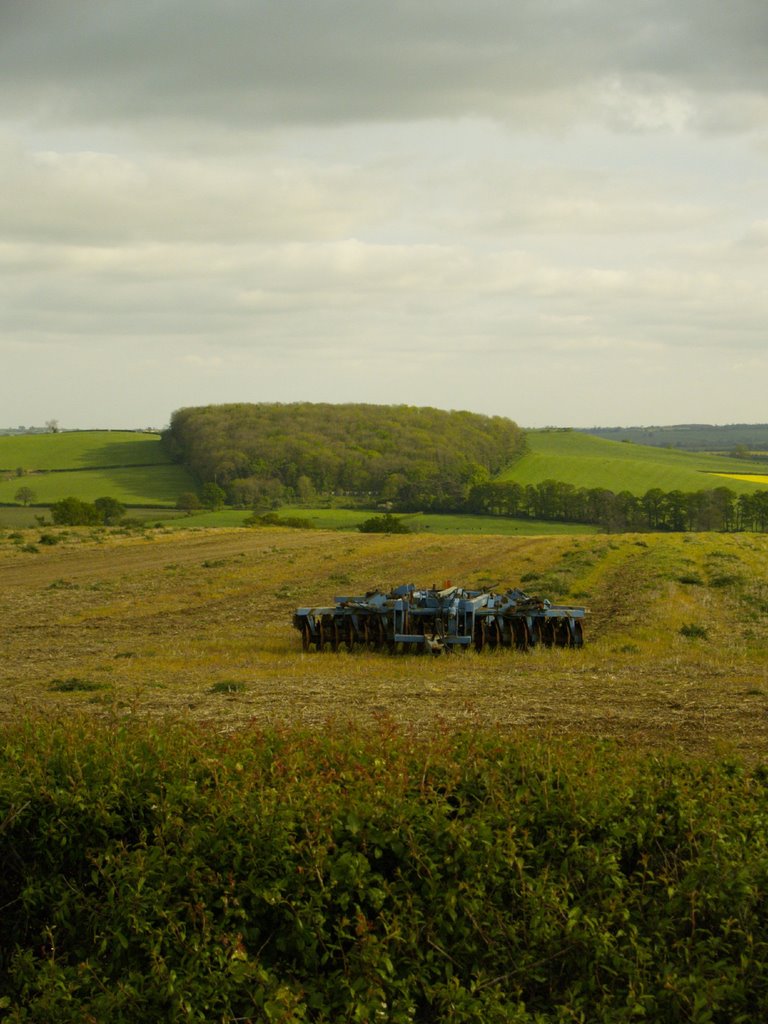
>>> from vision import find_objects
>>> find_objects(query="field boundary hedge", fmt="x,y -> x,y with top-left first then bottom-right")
1,721 -> 767,1022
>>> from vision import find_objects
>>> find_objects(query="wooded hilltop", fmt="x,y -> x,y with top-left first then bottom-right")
163,403 -> 525,510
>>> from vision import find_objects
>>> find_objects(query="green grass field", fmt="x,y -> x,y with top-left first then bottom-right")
0,430 -> 172,471
165,507 -> 598,535
0,464 -> 195,507
399,511 -> 597,535
500,429 -> 768,495
0,431 -> 196,510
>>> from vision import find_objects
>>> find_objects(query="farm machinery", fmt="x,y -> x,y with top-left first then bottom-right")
293,583 -> 586,653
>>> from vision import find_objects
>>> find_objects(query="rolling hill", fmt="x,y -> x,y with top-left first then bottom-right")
3,420 -> 768,536
579,422 -> 768,452
499,429 -> 768,496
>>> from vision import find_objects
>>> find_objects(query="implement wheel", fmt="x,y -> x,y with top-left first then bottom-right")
301,621 -> 312,652
512,619 -> 529,651
474,619 -> 486,652
571,619 -> 584,648
344,619 -> 355,651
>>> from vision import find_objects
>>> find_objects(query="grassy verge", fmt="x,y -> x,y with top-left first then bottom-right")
2,719 -> 768,1022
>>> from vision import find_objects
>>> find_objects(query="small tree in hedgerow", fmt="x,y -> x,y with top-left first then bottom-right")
176,492 -> 202,513
201,482 -> 226,510
14,486 -> 36,506
94,496 -> 126,525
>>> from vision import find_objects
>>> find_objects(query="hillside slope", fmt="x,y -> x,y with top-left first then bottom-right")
499,429 -> 768,496
0,431 -> 170,471
579,423 -> 768,452
0,431 -> 195,507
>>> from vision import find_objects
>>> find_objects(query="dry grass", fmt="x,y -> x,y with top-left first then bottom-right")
1,525 -> 767,758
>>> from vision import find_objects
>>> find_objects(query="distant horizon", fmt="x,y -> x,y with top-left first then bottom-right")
3,408 -> 768,437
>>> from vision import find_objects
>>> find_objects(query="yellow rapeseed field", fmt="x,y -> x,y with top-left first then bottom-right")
714,472 -> 768,485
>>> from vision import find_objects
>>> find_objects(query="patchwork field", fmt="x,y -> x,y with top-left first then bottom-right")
2,524 -> 766,758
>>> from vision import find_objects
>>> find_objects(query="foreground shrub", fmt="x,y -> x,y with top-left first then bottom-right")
1,722 -> 768,1022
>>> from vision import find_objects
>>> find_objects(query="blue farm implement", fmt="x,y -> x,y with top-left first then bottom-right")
293,583 -> 586,653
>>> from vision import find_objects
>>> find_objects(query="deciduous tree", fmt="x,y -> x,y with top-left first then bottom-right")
14,486 -> 36,506
50,497 -> 100,526
94,496 -> 126,524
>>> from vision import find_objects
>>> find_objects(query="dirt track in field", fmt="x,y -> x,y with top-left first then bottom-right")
2,526 -> 767,758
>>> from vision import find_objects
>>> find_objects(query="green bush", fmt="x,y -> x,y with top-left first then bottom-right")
2,722 -> 768,1022
50,497 -> 101,526
245,512 -> 315,529
93,496 -> 126,525
357,513 -> 410,534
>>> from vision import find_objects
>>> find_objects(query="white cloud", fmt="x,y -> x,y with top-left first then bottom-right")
596,77 -> 696,133
0,135 -> 392,245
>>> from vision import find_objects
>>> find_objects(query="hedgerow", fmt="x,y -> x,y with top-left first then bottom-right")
1,720 -> 767,1022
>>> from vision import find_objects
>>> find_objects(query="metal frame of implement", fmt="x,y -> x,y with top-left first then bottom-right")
293,583 -> 586,653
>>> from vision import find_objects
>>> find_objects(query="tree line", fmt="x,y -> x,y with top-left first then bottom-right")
463,479 -> 768,532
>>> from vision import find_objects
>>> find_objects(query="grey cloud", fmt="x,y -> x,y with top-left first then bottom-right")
2,0 -> 768,132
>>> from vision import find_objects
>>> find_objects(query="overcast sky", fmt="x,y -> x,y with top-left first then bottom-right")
2,0 -> 767,430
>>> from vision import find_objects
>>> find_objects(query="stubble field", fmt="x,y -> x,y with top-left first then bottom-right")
2,524 -> 767,759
